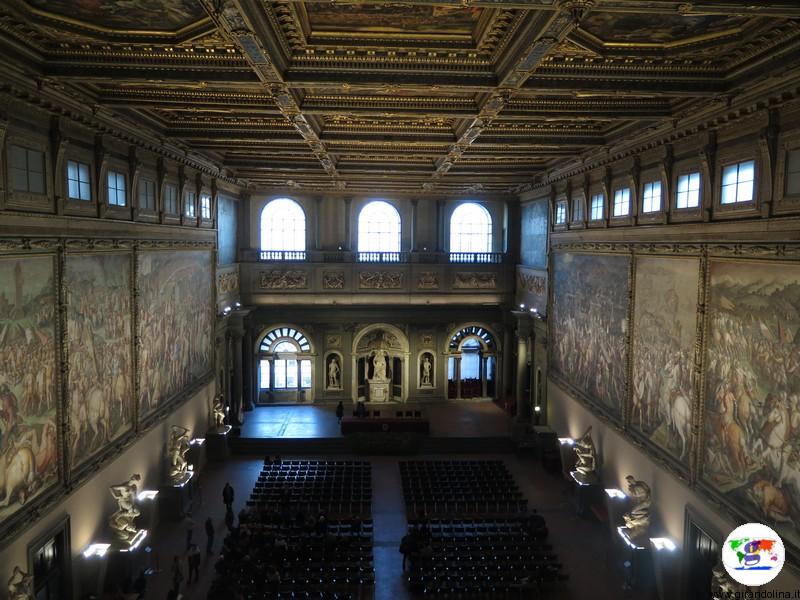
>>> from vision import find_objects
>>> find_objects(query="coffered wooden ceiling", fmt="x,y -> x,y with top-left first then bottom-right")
1,0 -> 800,195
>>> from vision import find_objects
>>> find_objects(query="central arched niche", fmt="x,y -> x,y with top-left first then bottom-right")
352,324 -> 409,403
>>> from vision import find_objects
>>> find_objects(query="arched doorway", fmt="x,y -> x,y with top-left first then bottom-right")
352,324 -> 409,403
446,325 -> 498,400
256,325 -> 315,403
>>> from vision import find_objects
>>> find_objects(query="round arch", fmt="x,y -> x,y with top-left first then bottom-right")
351,323 -> 410,403
357,200 -> 402,255
449,201 -> 493,254
255,324 -> 316,403
444,323 -> 501,401
258,197 -> 307,255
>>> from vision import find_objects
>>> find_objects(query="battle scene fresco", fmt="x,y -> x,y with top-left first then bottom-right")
631,257 -> 700,465
0,256 -> 58,525
579,13 -> 749,44
138,251 -> 213,420
66,254 -> 133,470
703,260 -> 800,552
551,252 -> 630,418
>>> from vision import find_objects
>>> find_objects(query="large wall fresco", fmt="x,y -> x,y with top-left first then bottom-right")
138,251 -> 214,419
631,257 -> 700,466
66,254 -> 133,470
702,260 -> 800,551
0,256 -> 58,526
551,252 -> 630,419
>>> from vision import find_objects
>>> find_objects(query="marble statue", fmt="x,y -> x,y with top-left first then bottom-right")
711,560 -> 741,598
421,355 -> 432,386
372,351 -> 388,380
168,425 -> 191,484
7,566 -> 33,600
622,475 -> 651,538
211,394 -> 226,431
328,356 -> 340,388
108,473 -> 142,544
573,426 -> 597,478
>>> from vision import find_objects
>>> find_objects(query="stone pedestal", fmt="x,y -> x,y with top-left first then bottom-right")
104,531 -> 150,593
160,472 -> 197,521
569,470 -> 602,518
206,426 -> 232,461
368,378 -> 390,402
617,527 -> 655,595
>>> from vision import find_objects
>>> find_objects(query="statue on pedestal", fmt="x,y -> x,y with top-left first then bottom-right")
573,426 -> 597,480
211,394 -> 226,431
372,351 -> 388,380
168,425 -> 191,484
109,473 -> 142,544
711,560 -> 741,599
328,356 -> 341,389
622,475 -> 651,539
7,566 -> 33,600
421,355 -> 432,386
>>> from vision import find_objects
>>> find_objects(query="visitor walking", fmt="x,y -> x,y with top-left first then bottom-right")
336,400 -> 344,424
222,482 -> 234,510
170,555 -> 183,595
205,516 -> 215,554
186,544 -> 201,584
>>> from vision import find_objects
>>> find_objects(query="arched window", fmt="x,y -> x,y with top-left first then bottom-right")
358,200 -> 401,261
449,202 -> 492,261
260,198 -> 306,260
447,325 -> 497,400
257,327 -> 312,399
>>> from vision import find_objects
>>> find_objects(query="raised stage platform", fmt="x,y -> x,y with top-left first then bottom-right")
233,401 -> 515,455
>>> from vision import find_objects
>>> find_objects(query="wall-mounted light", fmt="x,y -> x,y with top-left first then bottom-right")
519,303 -> 525,309
233,302 -> 241,308
82,543 -> 111,559
617,526 -> 645,550
137,490 -> 159,501
534,405 -> 541,413
605,488 -> 626,499
119,530 -> 148,553
650,538 -> 677,552
558,437 -> 575,446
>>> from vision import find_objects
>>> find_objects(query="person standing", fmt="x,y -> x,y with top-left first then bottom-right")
222,482 -> 234,510
170,555 -> 183,595
335,401 -> 344,424
225,506 -> 235,531
204,516 -> 214,555
186,544 -> 201,584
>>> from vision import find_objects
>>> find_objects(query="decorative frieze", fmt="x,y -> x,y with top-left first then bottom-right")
323,270 -> 345,289
259,269 -> 308,289
453,272 -> 497,289
517,271 -> 546,296
217,270 -> 239,295
359,271 -> 403,289
417,271 -> 439,290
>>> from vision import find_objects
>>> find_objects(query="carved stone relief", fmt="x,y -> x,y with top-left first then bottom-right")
326,334 -> 341,348
517,271 -> 546,296
217,270 -> 239,295
417,271 -> 439,289
259,269 -> 307,289
323,270 -> 345,289
359,271 -> 403,289
453,272 -> 497,289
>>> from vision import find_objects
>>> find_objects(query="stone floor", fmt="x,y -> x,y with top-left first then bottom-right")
140,452 -> 627,599
240,401 -> 512,439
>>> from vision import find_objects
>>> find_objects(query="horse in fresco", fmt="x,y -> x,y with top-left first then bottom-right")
0,422 -> 55,508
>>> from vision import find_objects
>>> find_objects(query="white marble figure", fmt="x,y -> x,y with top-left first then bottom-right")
108,473 -> 142,544
372,351 -> 388,381
573,426 -> 597,478
328,356 -> 341,388
168,425 -> 191,484
622,475 -> 651,538
211,394 -> 226,431
7,566 -> 33,600
421,355 -> 432,386
711,560 -> 741,598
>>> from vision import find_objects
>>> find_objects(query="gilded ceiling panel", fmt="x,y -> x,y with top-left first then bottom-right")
578,13 -> 751,45
26,0 -> 207,32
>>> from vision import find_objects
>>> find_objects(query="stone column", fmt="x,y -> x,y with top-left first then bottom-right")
231,327 -> 244,424
502,327 -> 513,401
344,197 -> 352,251
515,332 -> 530,422
410,199 -> 418,252
481,357 -> 488,398
242,327 -> 254,411
455,356 -> 462,399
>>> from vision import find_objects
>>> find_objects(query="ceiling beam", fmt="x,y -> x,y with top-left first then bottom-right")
200,0 -> 341,180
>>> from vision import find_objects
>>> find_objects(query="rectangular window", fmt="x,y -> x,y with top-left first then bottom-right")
10,144 -> 46,194
200,194 -> 211,220
107,170 -> 127,206
642,181 -> 662,213
164,184 -> 178,214
274,359 -> 287,389
721,160 -> 755,205
259,359 -> 271,390
676,172 -> 701,209
185,191 -> 196,218
67,160 -> 91,201
572,196 -> 583,221
613,187 -> 631,217
590,193 -> 604,220
138,178 -> 156,211
555,200 -> 567,224
786,149 -> 800,196
300,359 -> 312,389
